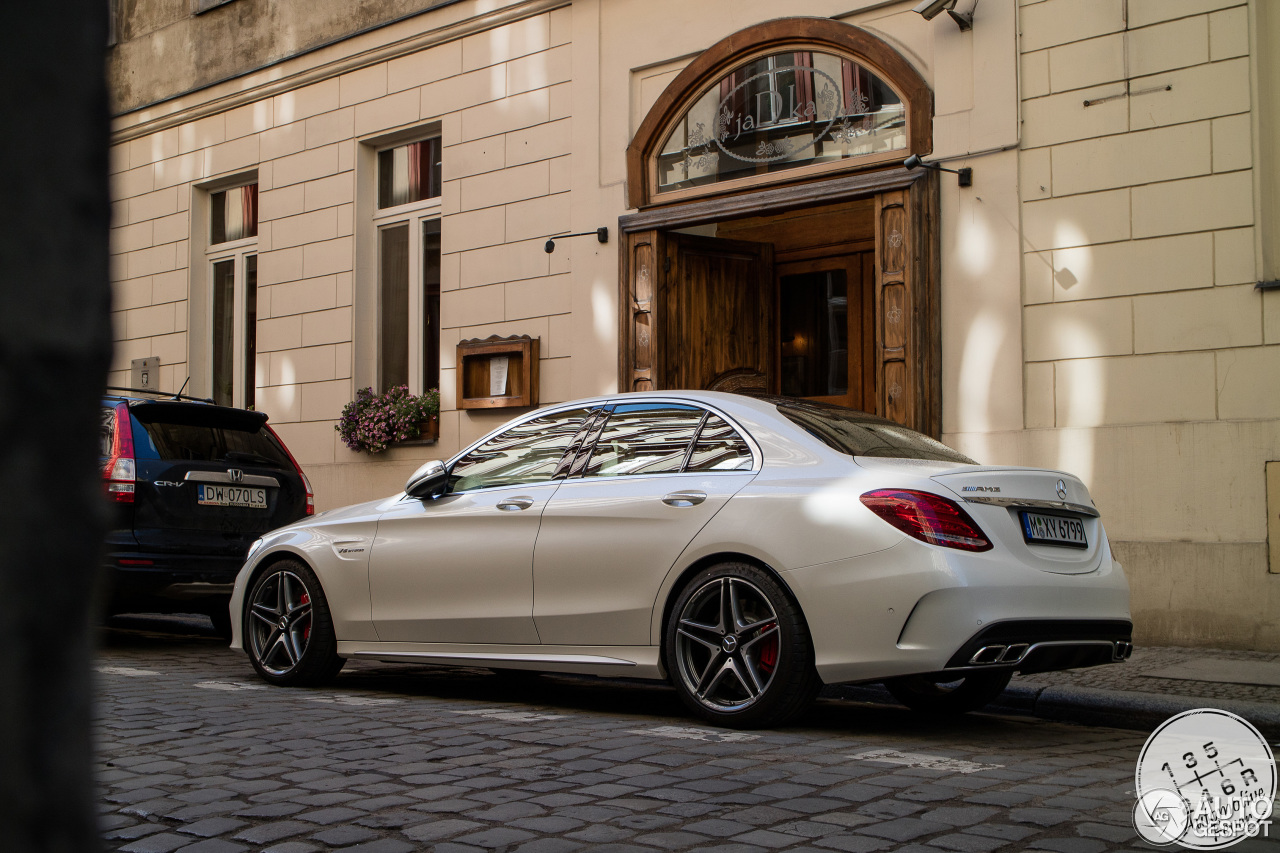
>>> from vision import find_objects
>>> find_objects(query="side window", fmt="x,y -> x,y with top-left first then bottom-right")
580,404 -> 704,478
685,414 -> 754,472
449,408 -> 592,493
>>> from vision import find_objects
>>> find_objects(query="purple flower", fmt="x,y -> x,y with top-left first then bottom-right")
336,385 -> 442,453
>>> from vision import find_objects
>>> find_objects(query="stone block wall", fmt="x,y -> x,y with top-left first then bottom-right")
108,2 -> 576,506
1002,0 -> 1280,648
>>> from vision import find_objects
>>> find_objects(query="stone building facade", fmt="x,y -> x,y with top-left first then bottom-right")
107,0 -> 1280,649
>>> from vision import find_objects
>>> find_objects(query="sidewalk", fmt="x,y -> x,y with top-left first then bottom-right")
826,645 -> 1280,739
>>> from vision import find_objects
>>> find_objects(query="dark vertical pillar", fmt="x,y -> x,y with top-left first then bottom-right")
0,2 -> 111,851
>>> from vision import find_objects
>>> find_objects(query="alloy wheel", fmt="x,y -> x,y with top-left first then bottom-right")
247,569 -> 314,676
673,576 -> 781,713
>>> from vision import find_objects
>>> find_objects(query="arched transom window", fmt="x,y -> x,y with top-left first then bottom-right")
628,19 -> 932,208
657,50 -> 906,195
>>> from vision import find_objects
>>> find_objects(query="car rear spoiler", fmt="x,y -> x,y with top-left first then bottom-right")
128,400 -> 270,432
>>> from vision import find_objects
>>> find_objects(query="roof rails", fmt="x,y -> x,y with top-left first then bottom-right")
104,386 -> 217,404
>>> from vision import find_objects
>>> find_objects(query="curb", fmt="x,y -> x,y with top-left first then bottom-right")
822,683 -> 1280,741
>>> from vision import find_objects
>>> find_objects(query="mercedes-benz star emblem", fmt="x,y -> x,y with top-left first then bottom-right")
721,635 -> 739,653
1055,479 -> 1068,500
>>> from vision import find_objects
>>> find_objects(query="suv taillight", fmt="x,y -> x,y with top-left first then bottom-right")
103,403 -> 136,503
860,488 -> 992,552
268,425 -> 314,515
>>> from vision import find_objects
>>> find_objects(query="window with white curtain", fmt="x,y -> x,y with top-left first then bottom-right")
207,182 -> 258,408
374,137 -> 442,395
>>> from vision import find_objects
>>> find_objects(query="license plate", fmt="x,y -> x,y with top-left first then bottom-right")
197,484 -> 267,509
1020,511 -> 1087,548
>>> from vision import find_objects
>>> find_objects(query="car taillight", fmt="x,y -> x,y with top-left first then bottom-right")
268,425 -> 314,515
860,488 -> 992,552
103,403 -> 136,503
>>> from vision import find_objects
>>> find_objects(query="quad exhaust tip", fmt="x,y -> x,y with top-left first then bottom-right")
968,643 -> 1030,665
969,640 -> 1132,667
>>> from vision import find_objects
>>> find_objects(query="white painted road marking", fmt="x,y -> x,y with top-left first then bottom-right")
632,725 -> 761,743
453,708 -> 565,722
95,666 -> 160,677
307,694 -> 402,706
195,680 -> 267,691
848,748 -> 1002,774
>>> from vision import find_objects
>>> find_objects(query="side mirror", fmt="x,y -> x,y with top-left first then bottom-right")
405,459 -> 449,499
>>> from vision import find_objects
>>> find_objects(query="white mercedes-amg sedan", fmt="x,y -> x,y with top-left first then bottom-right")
229,392 -> 1131,728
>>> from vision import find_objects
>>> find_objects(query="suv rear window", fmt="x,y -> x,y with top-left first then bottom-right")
129,404 -> 292,468
776,401 -> 974,464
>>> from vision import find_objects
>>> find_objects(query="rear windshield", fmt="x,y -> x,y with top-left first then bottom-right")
777,402 -> 975,464
128,404 -> 292,467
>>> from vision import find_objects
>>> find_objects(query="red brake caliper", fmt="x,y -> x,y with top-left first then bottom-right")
300,592 -> 311,641
758,622 -> 778,674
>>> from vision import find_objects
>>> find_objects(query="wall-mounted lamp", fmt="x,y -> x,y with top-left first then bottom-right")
544,227 -> 609,253
904,154 -> 973,187
912,0 -> 978,31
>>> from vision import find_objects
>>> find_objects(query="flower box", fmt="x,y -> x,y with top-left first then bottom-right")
336,386 -> 440,453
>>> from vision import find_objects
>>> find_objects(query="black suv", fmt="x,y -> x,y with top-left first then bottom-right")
100,391 -> 313,635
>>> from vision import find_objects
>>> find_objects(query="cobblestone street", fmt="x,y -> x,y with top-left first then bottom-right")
95,618 -> 1278,853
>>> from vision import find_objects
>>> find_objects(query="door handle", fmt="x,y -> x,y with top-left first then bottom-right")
497,496 -> 535,511
662,490 -> 707,507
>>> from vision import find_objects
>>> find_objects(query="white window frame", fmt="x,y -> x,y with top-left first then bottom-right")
192,173 -> 259,409
373,193 -> 441,395
206,238 -> 257,408
355,125 -> 444,397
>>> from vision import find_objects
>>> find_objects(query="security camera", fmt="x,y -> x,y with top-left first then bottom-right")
912,0 -> 976,31
912,0 -> 957,20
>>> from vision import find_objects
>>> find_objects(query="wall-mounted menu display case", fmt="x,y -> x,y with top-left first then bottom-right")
455,335 -> 540,409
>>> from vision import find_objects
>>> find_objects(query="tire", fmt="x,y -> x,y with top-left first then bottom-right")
883,670 -> 1012,715
243,559 -> 344,686
664,562 -> 820,729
